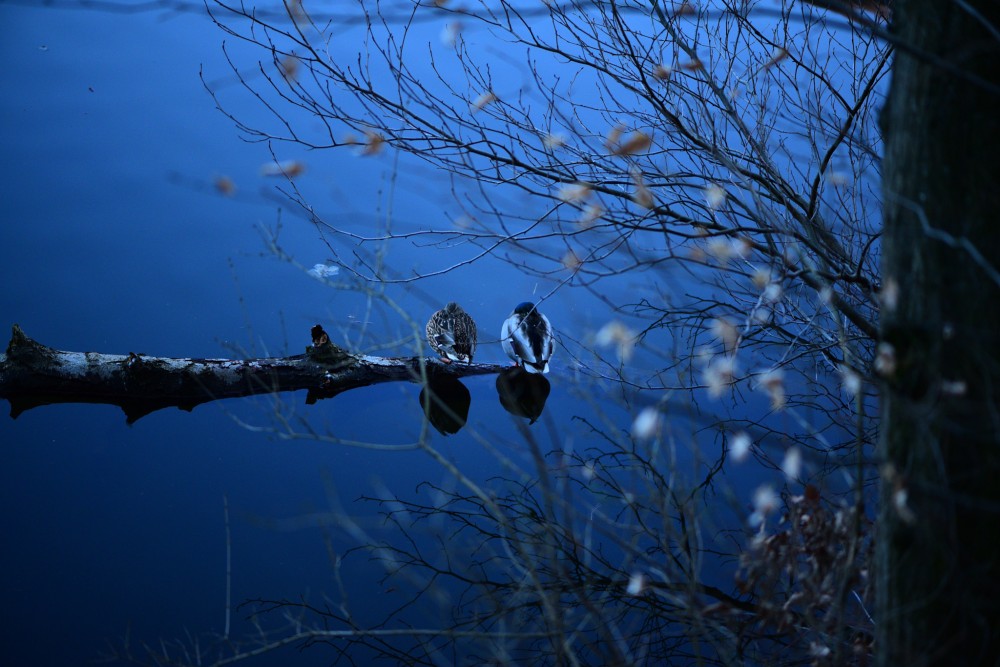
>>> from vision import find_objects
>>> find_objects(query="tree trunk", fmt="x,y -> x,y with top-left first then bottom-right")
878,2 -> 1000,665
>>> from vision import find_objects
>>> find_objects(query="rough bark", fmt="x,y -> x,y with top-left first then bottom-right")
878,2 -> 1000,665
0,324 -> 504,424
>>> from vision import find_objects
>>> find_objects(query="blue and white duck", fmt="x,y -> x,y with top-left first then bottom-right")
501,302 -> 554,374
426,302 -> 478,363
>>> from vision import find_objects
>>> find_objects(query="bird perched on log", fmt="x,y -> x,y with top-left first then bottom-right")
501,302 -> 554,374
426,302 -> 478,363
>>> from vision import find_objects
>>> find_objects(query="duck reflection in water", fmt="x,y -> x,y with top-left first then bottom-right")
496,366 -> 551,424
419,373 -> 472,436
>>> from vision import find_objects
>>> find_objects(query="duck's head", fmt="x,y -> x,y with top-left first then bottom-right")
514,302 -> 536,315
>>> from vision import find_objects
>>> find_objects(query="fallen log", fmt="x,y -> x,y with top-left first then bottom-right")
0,324 -> 504,423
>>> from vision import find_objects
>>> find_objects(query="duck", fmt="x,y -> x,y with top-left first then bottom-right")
501,302 -> 554,374
426,302 -> 478,363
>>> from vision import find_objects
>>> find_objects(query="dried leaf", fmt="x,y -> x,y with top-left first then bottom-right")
630,168 -> 655,209
259,159 -> 306,178
751,268 -> 772,289
763,282 -> 783,303
556,182 -> 592,203
213,175 -> 236,196
879,277 -> 899,312
611,131 -> 652,156
631,407 -> 661,440
704,355 -> 736,397
470,91 -> 497,113
595,321 -> 637,363
874,342 -> 896,377
440,22 -> 462,47
781,447 -> 801,480
673,0 -> 696,16
839,365 -> 862,396
626,572 -> 646,596
359,130 -> 385,156
578,203 -> 604,228
758,368 -> 786,410
604,123 -> 625,149
705,183 -> 727,209
710,318 -> 739,354
543,133 -> 566,150
750,485 -> 778,526
730,431 -> 752,463
705,237 -> 750,263
279,55 -> 299,82
562,250 -> 582,270
308,263 -> 339,280
762,47 -> 789,71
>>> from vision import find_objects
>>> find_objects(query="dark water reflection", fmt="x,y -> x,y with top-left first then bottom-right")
495,366 -> 552,424
418,366 -> 553,436
418,373 -> 472,435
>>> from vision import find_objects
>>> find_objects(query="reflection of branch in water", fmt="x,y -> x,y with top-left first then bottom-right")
0,324 -> 504,423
